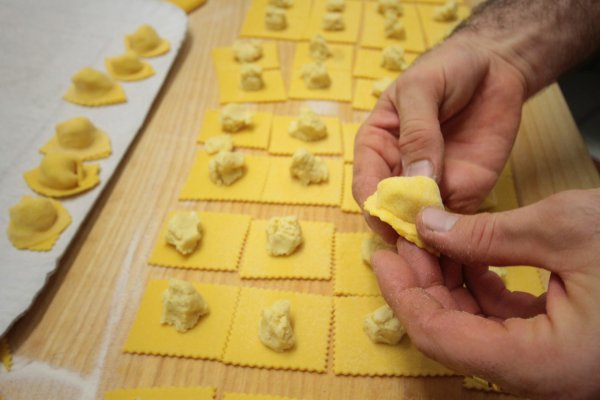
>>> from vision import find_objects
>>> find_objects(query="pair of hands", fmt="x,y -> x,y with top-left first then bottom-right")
353,33 -> 600,399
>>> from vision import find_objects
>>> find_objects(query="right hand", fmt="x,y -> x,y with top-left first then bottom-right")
353,32 -> 529,242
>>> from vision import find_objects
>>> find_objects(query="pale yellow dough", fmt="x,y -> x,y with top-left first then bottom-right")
266,216 -> 303,256
363,176 -> 444,253
233,39 -> 263,63
290,148 -> 329,185
259,300 -> 296,352
364,304 -> 406,345
378,0 -> 403,16
326,0 -> 345,12
64,67 -> 126,106
288,107 -> 328,142
265,6 -> 287,30
240,63 -> 264,91
361,233 -> 395,267
105,51 -> 154,81
489,266 -> 508,282
381,45 -> 408,71
161,279 -> 209,333
165,211 -> 203,255
322,12 -> 345,31
301,62 -> 331,89
7,196 -> 71,250
205,134 -> 234,154
372,77 -> 394,98
220,103 -> 253,132
309,35 -> 332,62
433,0 -> 459,22
37,153 -> 86,190
40,116 -> 112,161
208,151 -> 246,186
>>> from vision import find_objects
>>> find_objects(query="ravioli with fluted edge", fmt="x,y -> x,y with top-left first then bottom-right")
363,176 -> 444,253
7,196 -> 71,251
105,51 -> 155,81
24,152 -> 100,198
125,24 -> 170,57
63,67 -> 126,106
40,117 -> 111,161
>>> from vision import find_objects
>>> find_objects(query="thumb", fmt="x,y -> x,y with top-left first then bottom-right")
394,72 -> 445,181
416,201 -> 557,269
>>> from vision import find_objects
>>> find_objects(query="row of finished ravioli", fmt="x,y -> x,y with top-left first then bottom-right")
123,278 -> 458,376
6,24 -> 171,251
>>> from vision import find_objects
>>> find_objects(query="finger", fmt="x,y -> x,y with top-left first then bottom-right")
396,237 -> 443,288
364,211 -> 399,244
391,69 -> 445,181
464,267 -> 547,319
416,200 -> 561,269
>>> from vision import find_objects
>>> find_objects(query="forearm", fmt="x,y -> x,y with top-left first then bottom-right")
454,0 -> 600,96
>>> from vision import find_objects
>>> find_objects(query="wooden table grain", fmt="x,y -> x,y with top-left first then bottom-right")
2,1 -> 599,399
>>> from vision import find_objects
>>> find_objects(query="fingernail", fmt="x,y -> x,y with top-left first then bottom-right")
421,207 -> 459,232
404,160 -> 434,178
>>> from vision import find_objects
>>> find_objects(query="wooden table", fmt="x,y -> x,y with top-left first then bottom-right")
2,1 -> 599,399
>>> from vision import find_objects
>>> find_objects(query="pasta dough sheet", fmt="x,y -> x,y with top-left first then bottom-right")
342,122 -> 359,163
462,376 -> 504,393
105,386 -> 216,400
352,78 -> 378,111
418,4 -> 470,48
23,164 -> 101,198
239,219 -> 334,280
197,110 -> 273,150
292,42 -> 354,72
123,280 -> 239,360
341,164 -> 361,213
240,0 -> 312,41
216,68 -> 287,103
360,2 -> 427,52
261,156 -> 344,206
180,152 -> 270,202
212,42 -> 280,70
354,49 -> 419,79
334,232 -> 381,296
302,0 -> 363,44
503,266 -> 545,295
334,296 -> 457,376
288,69 -> 352,102
223,394 -> 305,400
269,115 -> 342,155
483,162 -> 519,212
223,287 -> 332,372
148,211 -> 252,271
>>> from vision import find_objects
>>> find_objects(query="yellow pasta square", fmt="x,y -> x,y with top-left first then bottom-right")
262,156 -> 344,206
342,122 -> 359,163
360,2 -> 427,52
333,296 -> 457,376
180,152 -> 270,202
212,42 -> 280,70
223,394 -> 304,400
223,287 -> 332,372
148,211 -> 252,271
105,386 -> 216,400
341,164 -> 361,214
292,42 -> 354,72
268,115 -> 342,155
123,280 -> 240,360
503,266 -> 545,296
334,233 -> 381,296
240,0 -> 312,41
288,68 -> 352,102
197,109 -> 273,150
354,48 -> 419,79
239,219 -> 334,280
216,68 -> 287,104
302,0 -> 363,44
352,78 -> 379,111
418,4 -> 470,48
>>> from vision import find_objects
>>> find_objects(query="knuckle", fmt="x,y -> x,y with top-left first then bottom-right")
466,213 -> 498,264
398,119 -> 441,155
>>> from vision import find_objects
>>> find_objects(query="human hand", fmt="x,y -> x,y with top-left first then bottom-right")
352,33 -> 528,242
371,188 -> 600,399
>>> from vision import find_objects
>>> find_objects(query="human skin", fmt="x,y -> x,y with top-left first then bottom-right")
352,0 -> 600,398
